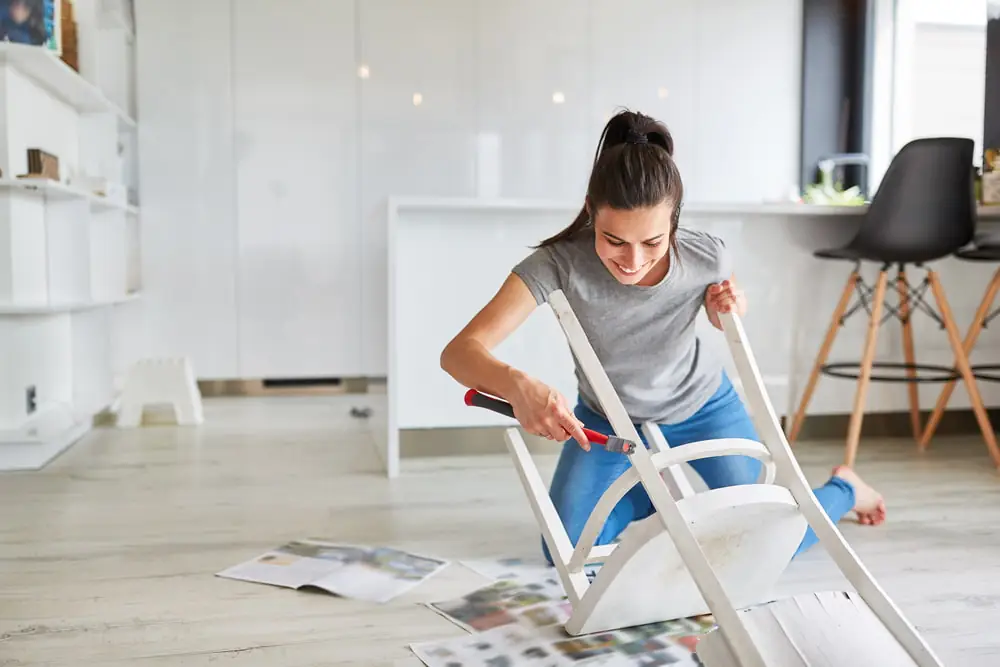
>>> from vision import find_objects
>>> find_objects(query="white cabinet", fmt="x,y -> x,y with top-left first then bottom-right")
591,0 -> 699,187
476,0 -> 593,201
690,0 -> 802,204
232,0 -> 362,378
136,0 -> 239,378
357,0 -> 479,376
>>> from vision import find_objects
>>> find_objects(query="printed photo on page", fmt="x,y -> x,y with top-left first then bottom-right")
216,538 -> 449,603
428,576 -> 569,633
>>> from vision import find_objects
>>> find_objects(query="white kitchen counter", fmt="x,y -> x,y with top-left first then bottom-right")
368,197 -> 1000,477
390,196 -> 1000,218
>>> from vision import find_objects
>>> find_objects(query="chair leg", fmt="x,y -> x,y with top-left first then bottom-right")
845,270 -> 890,468
787,270 -> 859,443
920,268 -> 1000,449
923,271 -> 1000,467
896,268 -> 921,442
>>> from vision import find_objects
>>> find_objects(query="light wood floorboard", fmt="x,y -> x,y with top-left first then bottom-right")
2,395 -> 1000,665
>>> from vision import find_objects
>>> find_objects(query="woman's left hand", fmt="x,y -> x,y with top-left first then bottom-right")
705,276 -> 747,330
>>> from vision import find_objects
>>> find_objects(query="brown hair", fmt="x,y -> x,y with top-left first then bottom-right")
536,109 -> 683,253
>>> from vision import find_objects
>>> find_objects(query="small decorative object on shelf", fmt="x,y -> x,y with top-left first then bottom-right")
19,148 -> 60,180
982,148 -> 1000,205
59,0 -> 77,71
73,174 -> 127,204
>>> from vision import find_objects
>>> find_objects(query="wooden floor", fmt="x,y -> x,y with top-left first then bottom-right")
3,395 -> 1000,666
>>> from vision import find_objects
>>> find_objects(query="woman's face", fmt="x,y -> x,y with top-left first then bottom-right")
592,201 -> 674,286
11,1 -> 30,24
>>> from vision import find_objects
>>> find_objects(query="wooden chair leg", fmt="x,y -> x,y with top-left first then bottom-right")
787,270 -> 859,443
920,268 -> 1000,449
844,270 -> 890,468
896,268 -> 921,442
923,271 -> 1000,467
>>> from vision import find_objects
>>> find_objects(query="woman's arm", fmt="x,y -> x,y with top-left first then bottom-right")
440,273 -> 538,399
440,273 -> 590,448
704,274 -> 747,330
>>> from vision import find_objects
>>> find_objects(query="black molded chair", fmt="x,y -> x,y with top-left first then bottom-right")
785,137 -> 1000,468
919,235 -> 1000,447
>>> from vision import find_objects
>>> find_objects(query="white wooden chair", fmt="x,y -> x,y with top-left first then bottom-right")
499,289 -> 943,667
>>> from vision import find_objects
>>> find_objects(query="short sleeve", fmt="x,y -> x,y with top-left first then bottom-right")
710,233 -> 733,282
512,246 -> 562,305
675,227 -> 732,285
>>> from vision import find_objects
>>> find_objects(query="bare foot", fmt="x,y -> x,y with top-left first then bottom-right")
832,465 -> 886,526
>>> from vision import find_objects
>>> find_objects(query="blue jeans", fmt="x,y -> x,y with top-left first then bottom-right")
542,373 -> 854,565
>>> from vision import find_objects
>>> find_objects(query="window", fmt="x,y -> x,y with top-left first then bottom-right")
869,0 -> 987,190
893,0 -> 986,159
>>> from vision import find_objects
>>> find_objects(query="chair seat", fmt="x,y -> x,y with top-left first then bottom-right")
974,231 -> 1000,248
813,246 -> 865,261
814,243 -> 959,264
956,241 -> 1000,262
565,484 -> 807,636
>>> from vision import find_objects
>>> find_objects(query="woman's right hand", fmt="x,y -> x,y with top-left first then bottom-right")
508,373 -> 591,451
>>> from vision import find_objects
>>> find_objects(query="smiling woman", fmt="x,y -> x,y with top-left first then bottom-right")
439,109 -> 888,567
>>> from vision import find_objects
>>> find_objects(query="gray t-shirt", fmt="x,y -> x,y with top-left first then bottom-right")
512,226 -> 731,425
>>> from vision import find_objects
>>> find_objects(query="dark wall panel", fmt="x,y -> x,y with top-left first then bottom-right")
799,0 -> 872,193
984,11 -> 1000,151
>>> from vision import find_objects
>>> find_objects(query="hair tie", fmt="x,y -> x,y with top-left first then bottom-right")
625,129 -> 649,145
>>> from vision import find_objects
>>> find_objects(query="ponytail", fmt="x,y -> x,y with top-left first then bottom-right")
536,109 -> 684,251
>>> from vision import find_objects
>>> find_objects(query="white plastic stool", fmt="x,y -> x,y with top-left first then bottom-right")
117,358 -> 204,428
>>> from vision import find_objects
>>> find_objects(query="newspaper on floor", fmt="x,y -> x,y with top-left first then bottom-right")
216,538 -> 449,603
412,596 -> 715,667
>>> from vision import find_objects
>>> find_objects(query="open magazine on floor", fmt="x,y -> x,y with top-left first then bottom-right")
216,538 -> 449,604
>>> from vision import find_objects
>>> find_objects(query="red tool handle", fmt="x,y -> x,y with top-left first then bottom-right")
463,389 -> 609,445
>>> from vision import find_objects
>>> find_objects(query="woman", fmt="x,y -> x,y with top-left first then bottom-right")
440,110 -> 885,563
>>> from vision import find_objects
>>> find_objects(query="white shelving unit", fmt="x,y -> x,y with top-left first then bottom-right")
0,0 -> 141,471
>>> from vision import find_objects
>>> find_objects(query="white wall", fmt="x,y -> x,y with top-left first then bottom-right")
136,0 -> 803,380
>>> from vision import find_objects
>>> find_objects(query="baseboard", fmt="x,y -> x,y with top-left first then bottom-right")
197,377 -> 367,397
791,407 -> 1000,440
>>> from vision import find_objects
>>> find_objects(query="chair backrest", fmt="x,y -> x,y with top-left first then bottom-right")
849,137 -> 976,263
